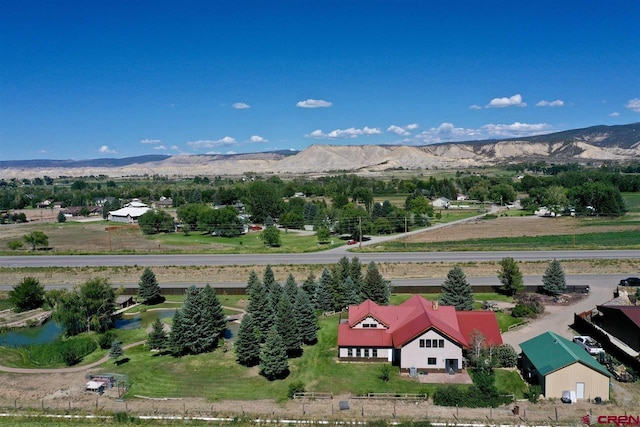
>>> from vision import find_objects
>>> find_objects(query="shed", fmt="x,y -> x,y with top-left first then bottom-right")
520,331 -> 610,401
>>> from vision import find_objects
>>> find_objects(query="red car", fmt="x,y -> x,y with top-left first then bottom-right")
347,239 -> 357,245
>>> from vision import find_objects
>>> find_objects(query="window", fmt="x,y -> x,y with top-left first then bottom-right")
439,339 -> 445,348
347,348 -> 353,357
364,349 -> 370,357
372,349 -> 378,357
356,348 -> 361,357
425,339 -> 432,348
363,323 -> 371,328
432,339 -> 439,347
428,358 -> 437,365
419,339 -> 425,348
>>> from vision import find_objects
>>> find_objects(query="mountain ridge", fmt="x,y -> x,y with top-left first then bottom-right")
1,123 -> 638,179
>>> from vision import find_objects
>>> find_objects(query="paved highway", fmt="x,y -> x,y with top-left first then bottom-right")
1,250 -> 639,268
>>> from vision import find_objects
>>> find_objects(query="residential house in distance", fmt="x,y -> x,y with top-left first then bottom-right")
107,200 -> 151,223
432,197 -> 450,209
152,197 -> 173,209
520,331 -> 610,401
337,295 -> 502,372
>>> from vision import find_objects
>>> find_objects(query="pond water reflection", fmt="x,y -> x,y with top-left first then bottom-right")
0,307 -> 240,346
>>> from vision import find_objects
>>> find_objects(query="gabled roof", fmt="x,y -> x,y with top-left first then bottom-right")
457,311 -> 503,346
597,305 -> 640,328
339,295 -> 502,349
108,206 -> 151,218
520,331 -> 609,377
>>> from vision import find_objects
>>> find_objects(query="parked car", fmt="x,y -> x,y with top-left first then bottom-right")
619,277 -> 640,286
573,336 -> 605,355
347,239 -> 357,245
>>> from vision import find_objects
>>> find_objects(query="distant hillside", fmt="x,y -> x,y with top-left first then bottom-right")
1,123 -> 638,179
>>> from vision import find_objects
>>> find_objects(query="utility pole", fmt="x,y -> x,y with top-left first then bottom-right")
404,217 -> 408,249
358,217 -> 362,248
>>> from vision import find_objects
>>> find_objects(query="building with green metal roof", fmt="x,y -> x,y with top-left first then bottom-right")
520,331 -> 610,401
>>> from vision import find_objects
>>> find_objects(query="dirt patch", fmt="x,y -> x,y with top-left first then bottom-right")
405,215 -> 638,243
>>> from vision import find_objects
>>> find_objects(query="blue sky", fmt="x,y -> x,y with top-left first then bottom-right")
1,0 -> 638,161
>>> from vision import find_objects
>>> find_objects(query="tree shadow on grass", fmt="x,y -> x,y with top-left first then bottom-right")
114,357 -> 130,366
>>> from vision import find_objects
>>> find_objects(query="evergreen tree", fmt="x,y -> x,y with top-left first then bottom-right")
147,318 -> 168,351
275,294 -> 301,356
264,265 -> 283,310
440,265 -> 474,311
246,270 -> 261,297
200,284 -> 227,349
109,339 -> 124,364
349,257 -> 364,297
138,267 -> 162,304
295,289 -> 318,345
343,277 -> 360,306
247,280 -> 274,342
361,262 -> 390,304
284,274 -> 299,305
301,272 -> 317,308
542,259 -> 566,295
497,257 -> 524,296
316,268 -> 334,312
234,314 -> 261,366
176,286 -> 210,355
259,326 -> 289,380
169,310 -> 186,355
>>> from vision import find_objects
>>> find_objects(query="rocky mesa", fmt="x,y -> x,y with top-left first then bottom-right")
1,123 -> 638,179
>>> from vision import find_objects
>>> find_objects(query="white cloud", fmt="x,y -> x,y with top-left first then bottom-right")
98,145 -> 116,154
469,104 -> 482,110
410,121 -> 551,144
481,122 -> 551,137
609,112 -> 620,117
170,145 -> 179,150
140,138 -> 161,144
536,99 -> 564,107
307,126 -> 381,139
250,135 -> 268,143
187,137 -> 237,149
153,145 -> 167,150
387,125 -> 410,136
296,99 -> 332,108
233,102 -> 250,109
388,124 -> 419,135
486,93 -> 527,108
625,98 -> 640,112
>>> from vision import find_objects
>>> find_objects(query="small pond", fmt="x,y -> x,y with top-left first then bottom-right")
0,308 -> 240,346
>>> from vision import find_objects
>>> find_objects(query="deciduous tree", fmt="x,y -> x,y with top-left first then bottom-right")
8,277 -> 45,312
23,230 -> 48,250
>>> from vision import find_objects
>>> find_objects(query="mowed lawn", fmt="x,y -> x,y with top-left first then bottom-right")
109,314 -> 439,401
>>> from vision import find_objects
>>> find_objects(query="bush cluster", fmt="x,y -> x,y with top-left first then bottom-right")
25,337 -> 97,366
511,293 -> 545,318
433,369 -> 511,408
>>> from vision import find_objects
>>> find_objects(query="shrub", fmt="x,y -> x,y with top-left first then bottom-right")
378,364 -> 391,382
287,381 -> 305,399
511,303 -> 532,318
525,385 -> 542,403
7,240 -> 23,250
98,330 -> 117,350
496,344 -> 518,368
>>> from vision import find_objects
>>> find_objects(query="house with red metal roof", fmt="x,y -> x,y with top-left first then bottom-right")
337,295 -> 502,372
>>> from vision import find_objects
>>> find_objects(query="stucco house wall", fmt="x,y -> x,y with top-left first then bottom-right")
399,330 -> 462,371
545,362 -> 610,400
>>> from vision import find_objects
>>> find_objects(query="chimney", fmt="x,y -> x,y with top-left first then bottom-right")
432,300 -> 439,310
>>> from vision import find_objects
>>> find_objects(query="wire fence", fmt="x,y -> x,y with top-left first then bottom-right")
0,395 -> 624,425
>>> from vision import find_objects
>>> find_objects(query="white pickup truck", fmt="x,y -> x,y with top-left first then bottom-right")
573,336 -> 605,355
